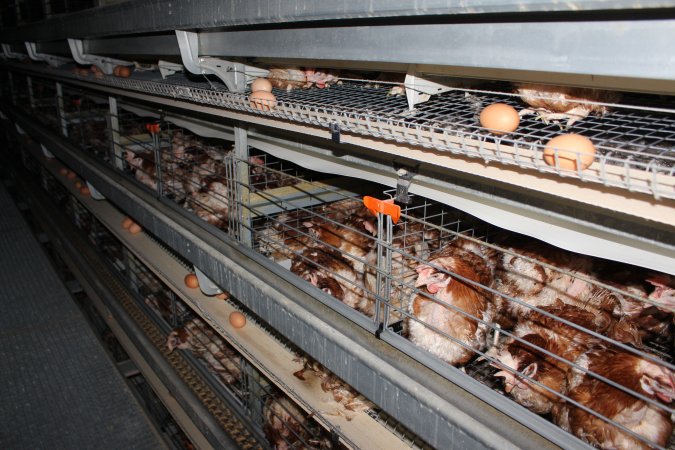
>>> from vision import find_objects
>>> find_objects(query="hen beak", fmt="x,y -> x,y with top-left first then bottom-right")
494,370 -> 516,393
643,373 -> 675,404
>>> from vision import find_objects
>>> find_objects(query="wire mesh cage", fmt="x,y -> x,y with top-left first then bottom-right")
60,86 -> 109,158
111,105 -> 317,241
8,64 -> 675,448
127,374 -> 196,450
7,70 -> 29,108
259,386 -> 345,450
26,64 -> 674,200
121,238 -> 347,449
13,75 -> 59,129
244,169 -> 675,449
39,166 -> 69,206
67,194 -> 92,236
112,113 -> 241,236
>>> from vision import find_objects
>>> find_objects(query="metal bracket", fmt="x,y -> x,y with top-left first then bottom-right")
1,43 -> 26,60
157,60 -> 184,79
175,30 -> 268,92
85,181 -> 106,200
194,265 -> 223,296
41,144 -> 55,159
395,166 -> 417,204
25,42 -> 71,67
404,65 -> 456,110
329,122 -> 341,144
67,38 -> 131,75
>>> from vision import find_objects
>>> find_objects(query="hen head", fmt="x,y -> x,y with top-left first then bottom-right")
647,275 -> 675,314
308,273 -> 345,301
492,348 -> 525,394
638,359 -> 675,404
493,334 -> 567,414
166,329 -> 190,352
415,261 -> 453,294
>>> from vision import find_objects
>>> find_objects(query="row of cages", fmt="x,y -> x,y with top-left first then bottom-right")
5,76 -> 675,450
14,139 -> 431,450
2,64 -> 675,199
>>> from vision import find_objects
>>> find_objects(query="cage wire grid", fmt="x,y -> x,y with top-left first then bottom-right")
15,66 -> 672,450
74,159 -> 428,445
10,64 -> 674,199
234,167 -> 675,449
98,214 -> 359,450
60,194 -> 274,447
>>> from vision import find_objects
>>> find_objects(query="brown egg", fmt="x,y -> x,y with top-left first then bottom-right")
80,186 -> 90,196
90,65 -> 102,74
216,293 -> 228,300
128,223 -> 142,234
251,78 -> 273,93
121,217 -> 134,229
184,273 -> 199,289
58,168 -> 69,176
229,311 -> 246,328
113,66 -> 120,77
543,134 -> 596,171
66,171 -> 77,180
249,91 -> 277,111
74,181 -> 83,189
94,71 -> 104,80
117,66 -> 131,78
479,103 -> 520,135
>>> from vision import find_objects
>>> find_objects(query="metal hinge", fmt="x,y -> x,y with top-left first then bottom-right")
67,38 -> 131,75
175,30 -> 269,93
25,42 -> 71,67
404,64 -> 457,110
1,43 -> 26,60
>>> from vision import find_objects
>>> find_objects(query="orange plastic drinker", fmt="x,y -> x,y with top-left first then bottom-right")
145,122 -> 161,134
363,196 -> 401,224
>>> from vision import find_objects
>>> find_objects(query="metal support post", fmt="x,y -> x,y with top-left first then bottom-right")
55,82 -> 68,137
234,123 -> 251,245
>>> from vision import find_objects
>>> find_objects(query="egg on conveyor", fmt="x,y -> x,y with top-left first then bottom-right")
543,134 -> 596,170
184,273 -> 199,289
121,217 -> 134,229
251,78 -> 273,93
249,91 -> 277,111
117,66 -> 132,78
80,186 -> 90,196
229,311 -> 246,329
479,103 -> 520,135
128,223 -> 142,234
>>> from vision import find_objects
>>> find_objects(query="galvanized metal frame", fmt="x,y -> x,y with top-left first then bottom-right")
4,0 -> 675,43
4,67 -> 674,275
1,104 -> 568,450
